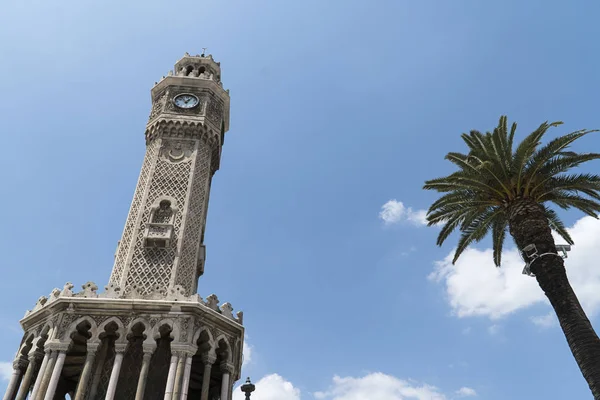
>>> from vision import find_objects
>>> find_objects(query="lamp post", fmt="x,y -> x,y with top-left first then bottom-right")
240,377 -> 255,399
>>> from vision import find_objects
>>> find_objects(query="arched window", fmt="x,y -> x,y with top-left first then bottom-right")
152,200 -> 174,224
144,198 -> 177,248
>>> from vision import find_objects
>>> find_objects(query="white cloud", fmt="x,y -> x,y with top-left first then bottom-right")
242,337 -> 252,367
232,374 -> 300,400
455,387 -> 477,397
0,362 -> 13,381
487,324 -> 501,336
314,373 -> 447,400
233,372 -> 476,400
430,216 -> 600,322
379,200 -> 428,226
530,312 -> 557,328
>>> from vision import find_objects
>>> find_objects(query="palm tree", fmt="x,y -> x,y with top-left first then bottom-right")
423,116 -> 600,398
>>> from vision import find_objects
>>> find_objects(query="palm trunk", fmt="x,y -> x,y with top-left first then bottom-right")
509,200 -> 600,399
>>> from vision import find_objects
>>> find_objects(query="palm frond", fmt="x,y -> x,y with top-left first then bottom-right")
523,129 -> 598,195
452,208 -> 503,264
548,192 -> 600,217
542,206 -> 574,245
491,216 -> 508,266
513,121 -> 563,192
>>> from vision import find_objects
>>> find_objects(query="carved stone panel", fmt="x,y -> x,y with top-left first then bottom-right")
148,92 -> 168,122
159,139 -> 196,163
206,96 -> 223,125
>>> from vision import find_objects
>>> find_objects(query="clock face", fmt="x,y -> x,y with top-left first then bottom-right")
173,93 -> 199,109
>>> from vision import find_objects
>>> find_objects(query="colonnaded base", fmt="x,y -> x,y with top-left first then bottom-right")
6,282 -> 243,400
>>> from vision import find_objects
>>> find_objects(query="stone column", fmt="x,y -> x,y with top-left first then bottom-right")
163,353 -> 180,400
35,348 -> 58,400
88,339 -> 109,400
29,349 -> 51,400
134,343 -> 156,400
73,342 -> 99,400
220,363 -> 235,400
2,358 -> 26,400
15,350 -> 43,400
104,343 -> 127,400
172,352 -> 186,399
199,354 -> 216,400
43,343 -> 70,400
179,349 -> 195,400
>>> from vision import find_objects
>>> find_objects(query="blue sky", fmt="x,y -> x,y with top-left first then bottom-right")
1,1 -> 600,399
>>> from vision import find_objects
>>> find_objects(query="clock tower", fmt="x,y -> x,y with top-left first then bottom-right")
3,53 -> 244,400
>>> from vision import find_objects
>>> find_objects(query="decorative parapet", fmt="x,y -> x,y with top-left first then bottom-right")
24,281 -> 244,325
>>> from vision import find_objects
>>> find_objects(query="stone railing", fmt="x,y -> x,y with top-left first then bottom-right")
25,281 -> 243,325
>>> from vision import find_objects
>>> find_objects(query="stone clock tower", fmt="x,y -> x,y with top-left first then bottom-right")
3,53 -> 244,400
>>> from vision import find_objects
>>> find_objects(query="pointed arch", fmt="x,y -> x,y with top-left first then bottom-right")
214,334 -> 233,363
18,333 -> 35,357
95,317 -> 127,343
126,317 -> 153,343
61,316 -> 97,341
192,326 -> 215,350
151,319 -> 180,342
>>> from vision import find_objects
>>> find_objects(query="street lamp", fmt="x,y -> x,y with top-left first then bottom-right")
241,377 -> 255,399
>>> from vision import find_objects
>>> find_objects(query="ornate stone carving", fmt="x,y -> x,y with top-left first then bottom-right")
206,96 -> 223,125
205,294 -> 220,312
146,285 -> 168,300
179,317 -> 191,342
100,283 -> 122,299
220,362 -> 235,374
235,311 -> 244,325
159,139 -> 196,163
13,357 -> 28,371
167,285 -> 188,301
189,294 -> 205,305
32,296 -> 47,312
78,282 -> 98,298
201,353 -> 217,365
90,315 -> 110,327
148,317 -> 160,328
144,198 -> 176,249
60,282 -> 74,297
149,92 -> 167,121
58,314 -> 77,337
47,288 -> 61,304
219,303 -> 234,319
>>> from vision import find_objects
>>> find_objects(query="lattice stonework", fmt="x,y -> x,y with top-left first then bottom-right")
126,141 -> 192,294
110,140 -> 161,286
109,133 -> 214,296
175,142 -> 211,292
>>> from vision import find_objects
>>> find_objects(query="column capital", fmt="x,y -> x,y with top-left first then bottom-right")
86,342 -> 101,355
114,343 -> 128,353
28,347 -> 45,361
170,344 -> 196,357
200,353 -> 217,366
184,345 -> 198,357
44,341 -> 70,353
13,357 -> 28,371
142,343 -> 157,355
220,362 -> 235,374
